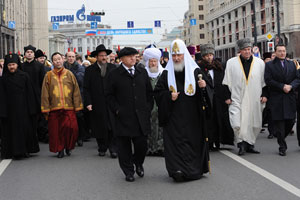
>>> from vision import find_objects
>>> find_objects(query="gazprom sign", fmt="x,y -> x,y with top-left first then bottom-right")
50,4 -> 101,23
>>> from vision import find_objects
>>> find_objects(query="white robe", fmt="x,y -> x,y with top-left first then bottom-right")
223,56 -> 265,145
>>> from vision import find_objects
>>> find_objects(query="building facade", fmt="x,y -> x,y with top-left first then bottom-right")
49,23 -> 113,57
0,0 -> 49,58
183,0 -> 208,46
206,0 -> 300,61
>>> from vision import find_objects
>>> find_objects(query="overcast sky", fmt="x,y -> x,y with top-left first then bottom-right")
48,0 -> 188,46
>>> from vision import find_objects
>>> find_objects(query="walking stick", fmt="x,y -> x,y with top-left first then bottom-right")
198,74 -> 211,174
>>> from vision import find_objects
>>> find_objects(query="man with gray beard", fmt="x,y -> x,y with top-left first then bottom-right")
83,44 -> 118,158
154,39 -> 210,182
143,47 -> 165,156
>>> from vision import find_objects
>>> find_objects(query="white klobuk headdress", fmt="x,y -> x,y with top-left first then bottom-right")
165,39 -> 199,96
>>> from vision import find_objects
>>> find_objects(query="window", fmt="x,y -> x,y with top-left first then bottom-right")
198,5 -> 203,10
87,38 -> 90,44
200,34 -> 205,39
199,15 -> 204,20
78,38 -> 82,45
228,13 -> 231,21
78,47 -> 82,52
236,21 -> 239,30
235,10 -> 238,18
199,24 -> 204,29
229,23 -> 232,33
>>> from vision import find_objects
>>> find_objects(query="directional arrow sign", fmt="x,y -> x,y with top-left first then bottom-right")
52,23 -> 59,30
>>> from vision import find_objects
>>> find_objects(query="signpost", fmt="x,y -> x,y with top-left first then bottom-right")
190,19 -> 196,26
127,21 -> 134,28
8,21 -> 15,29
52,23 -> 59,30
266,32 -> 274,41
91,22 -> 97,29
154,20 -> 161,28
267,42 -> 274,52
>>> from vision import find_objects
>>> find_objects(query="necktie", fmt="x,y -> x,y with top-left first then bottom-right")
281,61 -> 285,68
128,68 -> 134,76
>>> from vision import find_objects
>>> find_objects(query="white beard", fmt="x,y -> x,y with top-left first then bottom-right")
173,62 -> 184,72
149,66 -> 158,73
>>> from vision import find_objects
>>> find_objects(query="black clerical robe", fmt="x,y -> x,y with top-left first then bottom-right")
154,68 -> 209,180
1,69 -> 40,158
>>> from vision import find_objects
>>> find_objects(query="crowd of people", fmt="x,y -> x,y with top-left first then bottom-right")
0,37 -> 300,182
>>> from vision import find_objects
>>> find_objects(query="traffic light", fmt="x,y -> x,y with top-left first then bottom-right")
90,11 -> 105,16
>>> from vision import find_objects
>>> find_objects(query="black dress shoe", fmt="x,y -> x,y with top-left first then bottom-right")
110,152 -> 118,159
238,143 -> 246,156
136,165 -> 144,177
77,140 -> 83,147
173,170 -> 185,182
98,151 -> 106,156
57,151 -> 64,158
65,149 -> 71,156
279,150 -> 286,156
267,134 -> 274,139
246,147 -> 260,154
24,153 -> 30,158
125,175 -> 135,182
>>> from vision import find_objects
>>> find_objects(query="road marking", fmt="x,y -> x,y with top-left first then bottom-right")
0,159 -> 12,176
220,150 -> 300,198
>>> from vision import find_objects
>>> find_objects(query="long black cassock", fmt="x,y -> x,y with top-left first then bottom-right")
1,69 -> 40,158
154,68 -> 209,180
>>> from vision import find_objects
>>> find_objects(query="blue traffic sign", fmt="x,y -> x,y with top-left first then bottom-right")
190,19 -> 196,26
127,21 -> 134,28
91,22 -> 97,29
52,23 -> 59,30
8,21 -> 16,29
154,20 -> 161,27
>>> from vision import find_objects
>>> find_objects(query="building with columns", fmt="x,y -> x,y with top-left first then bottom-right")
0,0 -> 49,58
49,23 -> 113,57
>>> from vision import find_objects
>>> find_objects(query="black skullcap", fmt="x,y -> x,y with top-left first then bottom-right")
35,49 -> 46,59
24,45 -> 36,53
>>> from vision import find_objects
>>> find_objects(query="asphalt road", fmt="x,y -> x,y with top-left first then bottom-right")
0,130 -> 300,200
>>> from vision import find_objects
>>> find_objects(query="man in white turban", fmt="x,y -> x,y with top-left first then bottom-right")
143,48 -> 164,156
154,39 -> 210,182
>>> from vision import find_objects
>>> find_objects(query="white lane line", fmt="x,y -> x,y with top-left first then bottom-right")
0,159 -> 12,176
220,150 -> 300,198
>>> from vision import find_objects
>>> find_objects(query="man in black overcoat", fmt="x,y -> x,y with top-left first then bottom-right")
264,44 -> 300,156
198,44 -> 234,150
84,44 -> 118,157
106,47 -> 153,182
21,45 -> 47,142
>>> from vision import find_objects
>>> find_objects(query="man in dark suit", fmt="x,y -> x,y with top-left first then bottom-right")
265,44 -> 300,156
106,47 -> 153,182
84,44 -> 118,158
